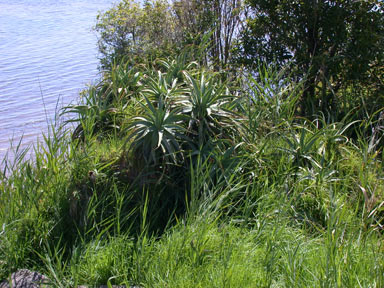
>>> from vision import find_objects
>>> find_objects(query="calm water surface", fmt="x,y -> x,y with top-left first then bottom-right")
0,0 -> 114,160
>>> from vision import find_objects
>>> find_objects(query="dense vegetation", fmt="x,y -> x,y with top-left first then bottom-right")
1,0 -> 383,287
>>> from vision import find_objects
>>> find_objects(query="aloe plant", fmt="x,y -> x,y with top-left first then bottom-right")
156,52 -> 198,83
142,70 -> 186,105
125,95 -> 188,166
280,126 -> 323,169
105,61 -> 143,103
178,71 -> 240,148
63,86 -> 126,140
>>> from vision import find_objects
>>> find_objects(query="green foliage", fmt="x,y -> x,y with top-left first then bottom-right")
2,50 -> 384,287
241,0 -> 384,116
280,126 -> 322,169
243,63 -> 302,142
63,87 -> 125,141
126,95 -> 187,165
174,0 -> 244,70
180,71 -> 239,147
95,0 -> 244,71
95,0 -> 180,69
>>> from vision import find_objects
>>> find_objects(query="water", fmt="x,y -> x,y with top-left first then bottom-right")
0,0 -> 115,161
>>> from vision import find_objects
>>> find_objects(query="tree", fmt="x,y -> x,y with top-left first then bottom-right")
240,0 -> 384,116
174,0 -> 244,71
95,0 -> 181,69
96,0 -> 245,72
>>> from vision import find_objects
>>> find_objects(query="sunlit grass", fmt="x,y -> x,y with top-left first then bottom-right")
1,53 -> 383,287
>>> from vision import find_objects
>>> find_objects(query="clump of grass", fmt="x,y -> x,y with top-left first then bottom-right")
1,51 -> 384,287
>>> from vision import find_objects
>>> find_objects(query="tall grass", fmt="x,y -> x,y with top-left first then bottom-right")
1,53 -> 383,287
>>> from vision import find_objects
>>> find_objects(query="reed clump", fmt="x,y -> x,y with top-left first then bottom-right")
1,51 -> 383,287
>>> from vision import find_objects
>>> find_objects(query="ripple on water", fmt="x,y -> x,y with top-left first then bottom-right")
0,0 -> 113,161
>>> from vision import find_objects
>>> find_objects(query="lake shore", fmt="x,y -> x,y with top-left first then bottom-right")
0,0 -> 113,159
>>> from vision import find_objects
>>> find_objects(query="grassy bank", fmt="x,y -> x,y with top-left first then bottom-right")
1,52 -> 383,287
